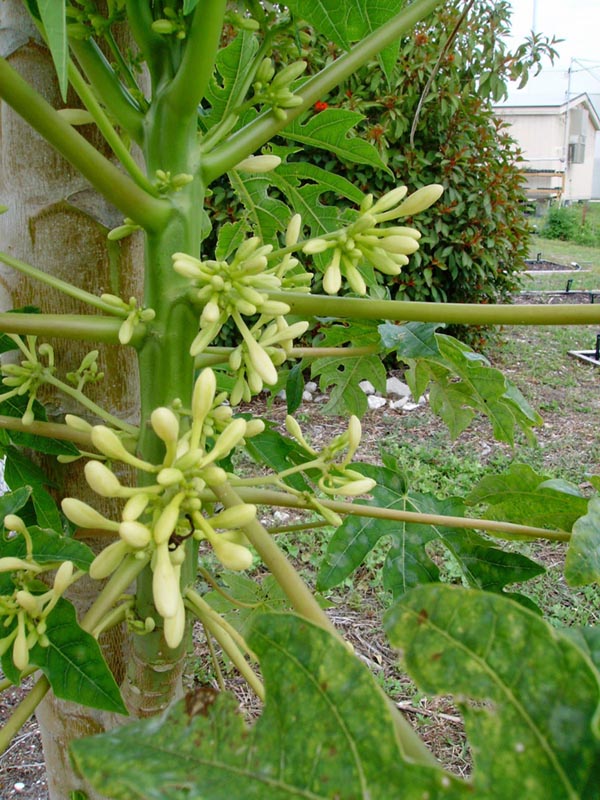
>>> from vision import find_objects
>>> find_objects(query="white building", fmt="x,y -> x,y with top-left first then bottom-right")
494,92 -> 600,204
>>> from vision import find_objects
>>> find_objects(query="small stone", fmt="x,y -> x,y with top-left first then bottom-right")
367,395 -> 387,410
417,394 -> 427,406
359,380 -> 376,395
14,784 -> 25,793
403,402 -> 419,411
389,397 -> 408,410
276,389 -> 286,400
302,390 -> 313,401
315,394 -> 328,403
305,381 -> 318,392
386,376 -> 411,397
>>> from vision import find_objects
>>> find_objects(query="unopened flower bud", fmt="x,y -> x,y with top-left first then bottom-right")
61,498 -> 119,531
211,504 -> 257,529
84,460 -> 122,497
89,540 -> 129,580
119,521 -> 152,549
234,155 -> 281,173
53,561 -> 74,595
212,537 -> 253,571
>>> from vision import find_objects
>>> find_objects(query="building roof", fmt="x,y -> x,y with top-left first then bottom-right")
494,92 -> 600,131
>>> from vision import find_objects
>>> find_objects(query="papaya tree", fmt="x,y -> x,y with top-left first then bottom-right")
0,1 -> 599,798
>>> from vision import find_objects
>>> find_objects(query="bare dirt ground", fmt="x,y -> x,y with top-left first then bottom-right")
1,315 -> 598,799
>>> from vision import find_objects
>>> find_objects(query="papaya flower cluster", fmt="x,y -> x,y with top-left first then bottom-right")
285,414 -> 376,525
172,220 -> 310,403
61,368 -> 263,648
302,184 -> 444,295
0,515 -> 78,671
100,293 -> 156,345
252,58 -> 307,121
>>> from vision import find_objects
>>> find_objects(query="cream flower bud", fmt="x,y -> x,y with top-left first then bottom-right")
119,521 -> 152,549
123,493 -> 151,521
212,537 -> 253,571
157,468 -> 185,486
151,407 -> 180,444
385,184 -> 444,219
370,185 -> 408,214
61,498 -> 119,531
302,238 -> 332,255
286,213 -> 302,246
246,339 -> 277,385
234,155 -> 281,173
210,504 -> 257,529
152,544 -> 179,618
13,621 -> 29,671
204,418 -> 247,464
0,557 -> 41,573
334,478 -> 376,496
163,594 -> 185,649
192,369 -> 217,424
285,415 -> 315,453
89,540 -> 129,580
15,590 -> 40,615
52,561 -> 74,595
4,515 -> 28,535
153,494 -> 185,545
90,426 -> 132,461
65,414 -> 93,432
84,460 -> 123,497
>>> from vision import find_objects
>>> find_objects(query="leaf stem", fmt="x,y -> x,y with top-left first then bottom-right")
0,313 -> 138,345
271,292 -> 600,326
0,57 -> 168,231
42,373 -> 139,436
0,252 -> 128,316
199,486 -> 570,542
185,588 -> 265,700
81,553 -> 150,635
0,416 -> 92,449
67,63 -> 155,194
0,676 -> 50,756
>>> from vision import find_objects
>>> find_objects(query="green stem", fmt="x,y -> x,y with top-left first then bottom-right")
185,589 -> 265,700
80,553 -> 150,634
67,63 -> 155,194
0,57 -> 168,231
0,676 -> 50,756
202,0 -> 443,181
67,37 -> 144,139
104,29 -> 149,106
209,480 -> 340,637
166,0 -> 228,117
228,488 -> 571,542
0,252 -> 128,316
124,0 -> 170,84
90,602 -> 132,639
272,292 -> 600,326
0,313 -> 130,344
43,373 -> 138,435
0,416 -> 92,448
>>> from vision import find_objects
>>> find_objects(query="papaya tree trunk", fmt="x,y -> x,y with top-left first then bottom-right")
0,4 -> 152,797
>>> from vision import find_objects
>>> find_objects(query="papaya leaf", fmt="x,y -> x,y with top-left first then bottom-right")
317,460 -> 544,607
3,446 -> 62,532
0,524 -> 94,570
72,613 -> 468,799
565,497 -> 600,586
284,109 -> 388,170
562,627 -> 600,673
0,394 -> 79,456
215,219 -> 247,260
28,597 -> 127,714
467,463 -> 589,533
38,0 -> 68,101
386,585 -> 600,799
285,361 -> 304,415
382,323 -> 542,444
284,0 -> 400,81
203,31 -> 259,131
311,320 -> 385,416
205,574 -> 289,639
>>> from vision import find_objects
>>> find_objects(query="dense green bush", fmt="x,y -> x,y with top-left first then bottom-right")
542,204 -> 600,247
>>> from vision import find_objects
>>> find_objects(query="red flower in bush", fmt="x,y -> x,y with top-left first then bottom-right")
314,101 -> 329,112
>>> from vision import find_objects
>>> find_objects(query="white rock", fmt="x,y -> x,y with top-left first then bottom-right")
14,784 -> 25,793
359,380 -> 376,395
386,376 -> 411,397
276,389 -> 286,400
389,397 -> 408,410
417,394 -> 427,406
403,402 -> 420,411
315,394 -> 328,403
302,390 -> 313,401
305,381 -> 318,392
367,395 -> 387,410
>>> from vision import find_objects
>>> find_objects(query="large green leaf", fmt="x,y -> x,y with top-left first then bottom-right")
317,458 -> 544,606
205,574 -> 289,639
203,31 -> 259,131
565,497 -> 600,586
72,612 -> 467,799
28,597 -> 127,714
284,0 -> 401,81
381,323 -> 542,444
467,463 -> 589,533
386,585 -> 600,799
0,395 -> 79,456
243,422 -> 313,492
284,109 -> 388,170
311,320 -> 386,416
